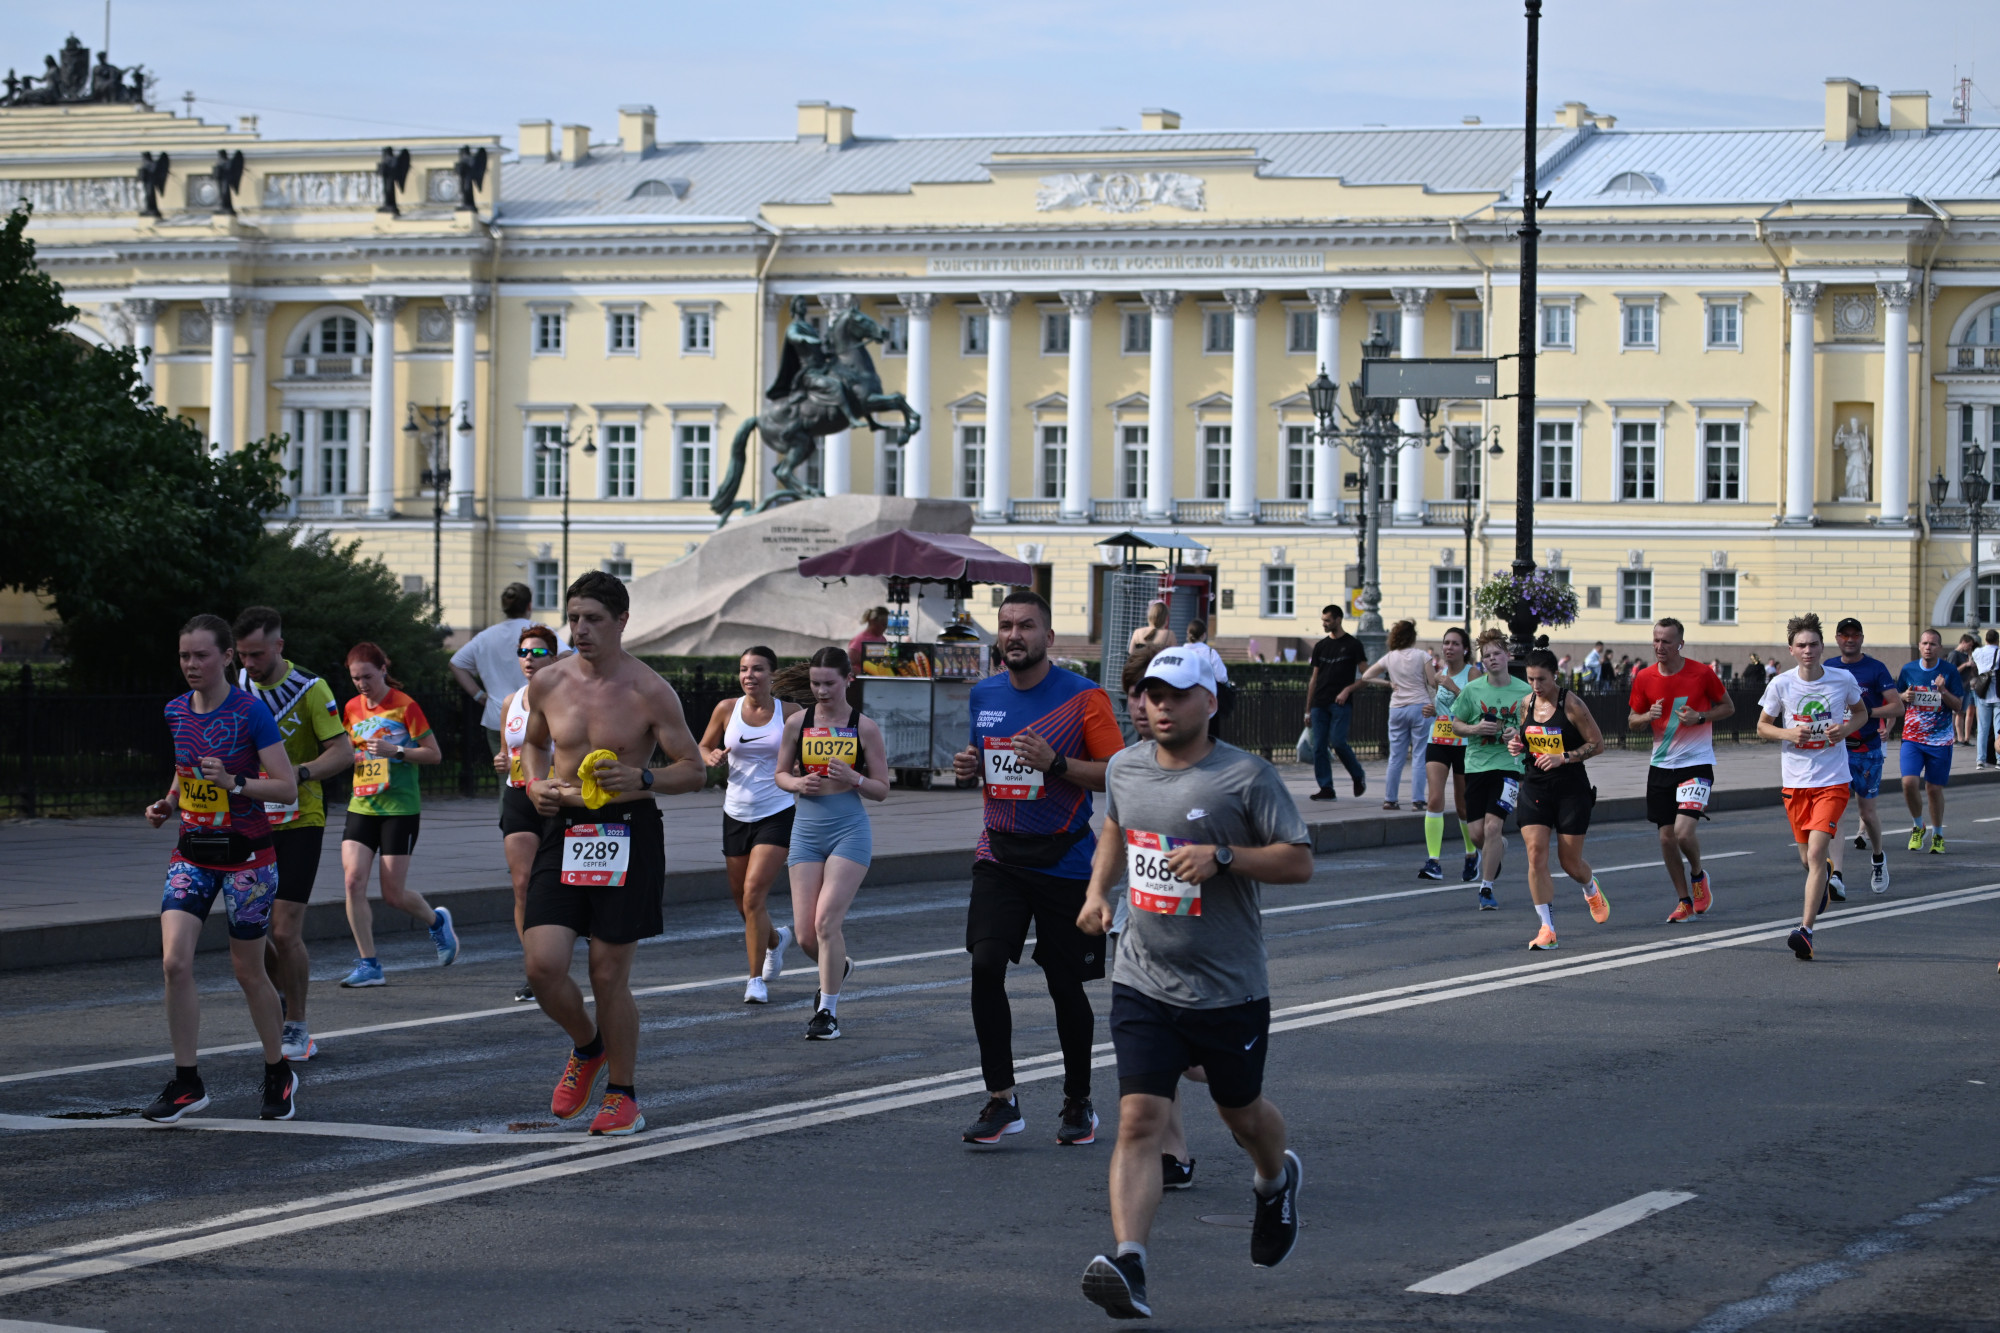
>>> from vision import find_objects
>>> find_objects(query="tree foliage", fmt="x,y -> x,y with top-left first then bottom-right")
241,530 -> 444,690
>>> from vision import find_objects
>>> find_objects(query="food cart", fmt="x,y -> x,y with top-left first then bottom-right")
797,531 -> 1033,788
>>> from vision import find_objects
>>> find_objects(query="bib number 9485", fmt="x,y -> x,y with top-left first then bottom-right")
1125,830 -> 1198,916
562,823 -> 631,886
982,737 -> 1044,800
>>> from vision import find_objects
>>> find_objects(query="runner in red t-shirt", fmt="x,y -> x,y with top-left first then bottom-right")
1627,618 -> 1734,922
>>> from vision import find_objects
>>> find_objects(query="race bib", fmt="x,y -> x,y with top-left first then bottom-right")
1525,725 -> 1564,757
1906,687 -> 1941,710
176,765 -> 229,828
1431,716 -> 1462,745
1125,830 -> 1199,917
1495,777 -> 1521,815
800,727 -> 858,776
562,823 -> 630,886
1676,777 -> 1711,812
982,736 -> 1045,800
1791,714 -> 1832,750
353,755 -> 391,797
508,755 -> 525,787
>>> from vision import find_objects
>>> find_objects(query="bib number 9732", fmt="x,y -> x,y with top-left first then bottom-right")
982,736 -> 1044,800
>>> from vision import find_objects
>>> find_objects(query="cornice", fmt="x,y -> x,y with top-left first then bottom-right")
30,233 -> 496,269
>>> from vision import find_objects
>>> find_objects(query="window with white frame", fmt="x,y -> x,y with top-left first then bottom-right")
1432,566 -> 1467,621
531,559 -> 560,612
677,423 -> 713,498
318,408 -> 352,495
881,312 -> 908,355
959,425 -> 986,500
530,423 -> 567,497
1621,300 -> 1658,350
1042,310 -> 1070,356
607,309 -> 638,355
1203,310 -> 1233,354
1122,310 -> 1150,354
1703,421 -> 1743,500
1619,421 -> 1659,500
681,309 -> 712,355
1287,310 -> 1315,354
1703,570 -> 1737,625
1454,307 -> 1483,353
1539,300 -> 1573,350
1202,424 -> 1232,499
1618,568 -> 1653,622
1452,425 -> 1483,500
1039,425 -> 1067,499
1367,307 -> 1401,353
1284,423 -> 1314,500
533,310 -> 564,355
602,557 -> 633,583
1705,300 -> 1740,349
1537,420 -> 1575,499
1262,565 -> 1295,618
1121,424 -> 1149,499
307,315 -> 362,356
1951,573 -> 2000,624
601,423 -> 638,498
962,311 -> 988,355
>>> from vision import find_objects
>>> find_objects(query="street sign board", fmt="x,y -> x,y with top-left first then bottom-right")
1359,358 -> 1499,400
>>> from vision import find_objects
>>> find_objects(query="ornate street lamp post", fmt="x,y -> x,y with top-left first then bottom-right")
1932,451 -> 1991,632
1510,0 -> 1545,659
404,401 -> 462,622
537,425 -> 596,603
1434,425 -> 1505,625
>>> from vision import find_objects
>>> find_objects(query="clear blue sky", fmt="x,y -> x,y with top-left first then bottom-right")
13,0 -> 1999,146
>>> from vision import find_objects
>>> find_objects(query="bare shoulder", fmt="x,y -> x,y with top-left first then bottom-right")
526,657 -> 576,707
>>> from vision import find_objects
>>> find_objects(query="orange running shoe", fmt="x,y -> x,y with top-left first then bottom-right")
589,1091 -> 645,1136
1665,900 -> 1694,924
1690,874 -> 1713,915
551,1048 -> 609,1121
1528,925 -> 1558,951
1585,885 -> 1610,924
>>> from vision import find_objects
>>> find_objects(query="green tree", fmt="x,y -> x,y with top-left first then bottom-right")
238,529 -> 444,690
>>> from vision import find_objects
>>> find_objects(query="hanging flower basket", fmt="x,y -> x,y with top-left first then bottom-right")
1472,569 -> 1579,630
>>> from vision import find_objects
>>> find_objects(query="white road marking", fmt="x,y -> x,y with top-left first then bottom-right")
0,1320 -> 106,1332
4,884 -> 1994,1297
1407,1190 -> 1697,1294
0,1113 -> 552,1146
1263,852 -> 1753,916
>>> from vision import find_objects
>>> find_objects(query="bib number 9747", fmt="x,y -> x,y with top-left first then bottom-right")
982,737 -> 1044,800
1125,830 -> 1198,916
562,823 -> 631,886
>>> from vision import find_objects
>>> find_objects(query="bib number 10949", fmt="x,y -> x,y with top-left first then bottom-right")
1125,830 -> 1198,917
562,824 -> 631,887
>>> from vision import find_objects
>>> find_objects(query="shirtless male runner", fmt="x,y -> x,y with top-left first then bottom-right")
520,571 -> 706,1136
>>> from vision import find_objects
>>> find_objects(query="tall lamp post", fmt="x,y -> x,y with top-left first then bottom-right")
536,424 -> 596,601
404,401 -> 461,622
1509,0 -> 1545,659
1435,425 -> 1505,625
1932,451 -> 1991,632
1307,335 -> 1449,659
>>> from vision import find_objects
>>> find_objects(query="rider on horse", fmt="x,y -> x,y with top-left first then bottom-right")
770,295 -> 879,433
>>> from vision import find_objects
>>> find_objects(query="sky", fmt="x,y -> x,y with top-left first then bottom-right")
8,0 -> 1999,148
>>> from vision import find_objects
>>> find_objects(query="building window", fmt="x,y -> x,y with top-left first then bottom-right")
962,311 -> 988,355
534,310 -> 564,355
1042,310 -> 1070,355
881,441 -> 904,496
681,310 -> 712,354
1367,308 -> 1401,353
1287,310 -> 1315,354
1704,421 -> 1743,500
1705,301 -> 1740,349
318,408 -> 351,494
1540,301 -> 1573,350
532,558 -> 560,611
1454,308 -> 1483,352
1619,569 -> 1653,622
315,316 -> 361,355
1203,310 -> 1233,354
1262,565 -> 1295,618
1432,566 -> 1467,621
1703,570 -> 1737,625
881,312 -> 908,355
1284,423 -> 1315,500
1537,421 -> 1575,500
677,424 -> 713,499
600,423 -> 637,497
531,424 -> 567,498
602,557 -> 633,583
1619,421 -> 1659,500
607,310 -> 638,355
1202,424 -> 1232,499
1951,573 -> 2000,624
959,425 -> 986,500
1621,301 -> 1657,350
1039,425 -> 1067,499
1121,424 -> 1149,499
1452,425 -> 1483,500
1123,310 -> 1150,354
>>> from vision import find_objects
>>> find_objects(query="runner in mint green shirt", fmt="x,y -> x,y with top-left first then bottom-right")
1449,631 -> 1531,909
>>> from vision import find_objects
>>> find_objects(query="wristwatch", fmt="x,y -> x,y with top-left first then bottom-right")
1214,844 -> 1234,868
640,767 -> 654,790
231,773 -> 247,795
296,765 -> 310,785
1047,753 -> 1069,780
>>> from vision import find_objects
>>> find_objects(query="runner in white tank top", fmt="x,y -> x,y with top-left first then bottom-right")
494,626 -> 560,1002
698,647 -> 801,1003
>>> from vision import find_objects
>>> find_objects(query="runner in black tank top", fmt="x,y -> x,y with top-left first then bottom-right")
1509,649 -> 1611,951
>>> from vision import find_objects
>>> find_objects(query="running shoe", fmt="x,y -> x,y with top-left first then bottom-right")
1418,858 -> 1444,881
1528,925 -> 1558,951
1931,834 -> 1947,855
806,1008 -> 840,1040
141,1074 -> 209,1123
1250,1149 -> 1304,1268
1665,900 -> 1694,924
513,981 -> 535,1003
260,1062 -> 298,1121
280,1021 -> 316,1062
1909,826 -> 1926,852
588,1091 -> 644,1136
744,977 -> 769,1005
1081,1252 -> 1151,1319
761,925 -> 793,982
1788,927 -> 1814,961
551,1047 -> 609,1120
1871,857 -> 1890,894
1162,1155 -> 1197,1190
1057,1097 -> 1099,1146
428,907 -> 459,966
1826,871 -> 1847,902
962,1094 -> 1025,1144
1308,787 -> 1337,802
1462,852 -> 1481,883
339,958 -> 384,988
1584,886 -> 1610,924
1690,875 -> 1713,915
1477,886 -> 1497,911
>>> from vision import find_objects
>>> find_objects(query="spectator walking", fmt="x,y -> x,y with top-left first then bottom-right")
1303,605 -> 1368,802
1351,619 -> 1436,810
1971,630 -> 2000,769
1952,633 -> 1979,746
1183,619 -> 1231,740
450,583 -> 542,756
1129,601 -> 1174,660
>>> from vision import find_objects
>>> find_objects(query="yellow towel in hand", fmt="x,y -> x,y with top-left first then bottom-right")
577,749 -> 620,809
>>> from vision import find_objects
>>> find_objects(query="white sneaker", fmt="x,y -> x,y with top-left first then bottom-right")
1871,858 -> 1890,894
761,925 -> 792,982
280,1021 -> 316,1061
743,976 -> 769,1005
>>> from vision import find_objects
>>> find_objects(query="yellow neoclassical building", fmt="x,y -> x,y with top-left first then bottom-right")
12,73 -> 2000,659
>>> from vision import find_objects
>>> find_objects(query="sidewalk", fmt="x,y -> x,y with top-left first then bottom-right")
6,742 -> 1982,971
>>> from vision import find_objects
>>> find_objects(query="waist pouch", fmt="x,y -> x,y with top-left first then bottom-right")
177,829 -> 272,865
986,823 -> 1091,870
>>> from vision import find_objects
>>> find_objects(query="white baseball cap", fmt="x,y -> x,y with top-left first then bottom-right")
1140,647 -> 1217,696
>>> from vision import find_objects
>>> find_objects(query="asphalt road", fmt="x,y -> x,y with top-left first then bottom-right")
3,788 -> 2000,1332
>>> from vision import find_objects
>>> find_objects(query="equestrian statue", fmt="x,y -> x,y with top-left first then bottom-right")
709,296 -> 921,526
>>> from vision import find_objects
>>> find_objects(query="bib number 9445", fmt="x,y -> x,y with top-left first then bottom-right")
562,824 -> 631,887
982,737 -> 1044,800
176,765 -> 229,827
1125,830 -> 1198,916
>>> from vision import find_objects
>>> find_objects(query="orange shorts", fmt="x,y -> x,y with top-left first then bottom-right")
1782,785 -> 1850,843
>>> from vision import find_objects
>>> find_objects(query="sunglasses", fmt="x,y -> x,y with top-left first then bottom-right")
518,646 -> 554,659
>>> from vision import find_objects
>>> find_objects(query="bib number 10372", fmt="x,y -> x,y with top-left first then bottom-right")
982,737 -> 1044,800
562,824 -> 631,887
1125,830 -> 1198,917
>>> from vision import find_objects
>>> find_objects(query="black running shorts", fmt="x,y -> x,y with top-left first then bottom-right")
498,785 -> 542,837
271,824 -> 326,905
524,800 -> 666,945
1645,763 -> 1715,827
342,811 -> 421,857
1110,983 -> 1270,1110
722,806 -> 797,858
1517,774 -> 1596,835
1425,743 -> 1467,773
1464,770 -> 1518,824
967,859 -> 1107,983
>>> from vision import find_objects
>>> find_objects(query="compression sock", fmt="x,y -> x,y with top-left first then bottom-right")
1535,902 -> 1555,930
1462,822 -> 1479,855
1117,1241 -> 1149,1265
820,992 -> 839,1016
574,1032 -> 604,1060
1425,813 -> 1444,858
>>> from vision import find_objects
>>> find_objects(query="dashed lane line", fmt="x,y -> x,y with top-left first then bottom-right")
1408,1191 -> 1698,1294
0,1112 -> 553,1146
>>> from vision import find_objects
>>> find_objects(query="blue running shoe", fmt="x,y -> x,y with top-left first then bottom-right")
429,906 -> 459,966
1462,852 -> 1480,883
1477,886 -> 1498,911
1418,858 -> 1444,881
340,958 -> 384,987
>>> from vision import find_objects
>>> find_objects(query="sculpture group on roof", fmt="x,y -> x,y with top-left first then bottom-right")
3,36 -> 149,107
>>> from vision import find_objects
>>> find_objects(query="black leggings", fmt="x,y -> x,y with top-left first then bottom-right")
970,938 -> 1096,1101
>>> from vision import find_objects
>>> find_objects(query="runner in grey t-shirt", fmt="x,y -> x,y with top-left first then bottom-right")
1074,645 -> 1314,1321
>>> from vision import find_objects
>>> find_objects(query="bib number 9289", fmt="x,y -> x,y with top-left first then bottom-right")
562,823 -> 631,887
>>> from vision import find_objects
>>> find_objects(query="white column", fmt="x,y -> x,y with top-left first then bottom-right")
980,291 -> 1017,521
819,293 -> 855,495
1143,290 -> 1179,522
1782,281 -> 1822,526
1878,281 -> 1914,525
1306,287 -> 1346,522
365,294 -> 403,516
1224,289 -> 1262,522
1392,287 -> 1430,522
201,298 -> 242,453
1060,290 -> 1097,522
898,292 -> 936,498
245,300 -> 272,444
445,293 -> 484,517
126,298 -> 164,398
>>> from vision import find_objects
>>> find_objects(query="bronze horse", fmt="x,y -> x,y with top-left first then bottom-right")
709,305 -> 921,525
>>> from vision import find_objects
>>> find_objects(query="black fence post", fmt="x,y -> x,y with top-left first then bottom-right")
460,689 -> 478,799
20,663 -> 35,819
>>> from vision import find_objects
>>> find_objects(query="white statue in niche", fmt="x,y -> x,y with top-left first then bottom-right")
1835,415 -> 1872,501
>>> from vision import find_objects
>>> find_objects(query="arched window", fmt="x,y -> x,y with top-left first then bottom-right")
1601,171 -> 1661,195
1949,572 -> 2000,625
288,311 -> 372,378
